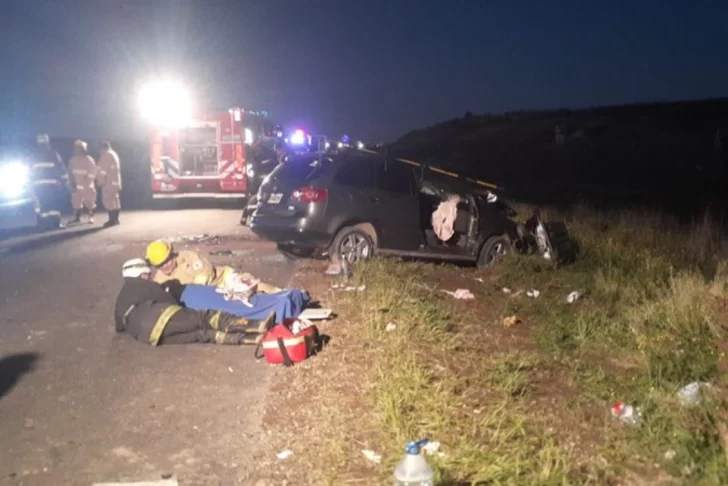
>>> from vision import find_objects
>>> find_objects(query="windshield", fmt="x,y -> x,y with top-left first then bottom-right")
271,155 -> 331,184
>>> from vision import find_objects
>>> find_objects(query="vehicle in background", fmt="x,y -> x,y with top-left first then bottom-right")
149,107 -> 277,200
248,150 -> 575,267
0,147 -> 41,230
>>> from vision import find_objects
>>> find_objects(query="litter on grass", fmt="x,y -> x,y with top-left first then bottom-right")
362,449 -> 382,464
442,289 -> 475,300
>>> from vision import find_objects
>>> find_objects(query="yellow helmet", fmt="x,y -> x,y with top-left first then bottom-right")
145,240 -> 173,266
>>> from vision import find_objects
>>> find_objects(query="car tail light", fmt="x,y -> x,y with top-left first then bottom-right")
290,187 -> 328,203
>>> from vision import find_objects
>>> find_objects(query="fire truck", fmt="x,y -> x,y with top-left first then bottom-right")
149,107 -> 276,199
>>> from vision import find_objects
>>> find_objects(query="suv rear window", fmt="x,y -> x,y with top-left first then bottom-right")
272,155 -> 330,183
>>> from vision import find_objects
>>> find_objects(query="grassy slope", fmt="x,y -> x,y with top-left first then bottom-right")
256,206 -> 728,485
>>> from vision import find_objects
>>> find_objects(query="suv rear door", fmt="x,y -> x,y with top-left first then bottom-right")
371,158 -> 422,250
328,155 -> 379,226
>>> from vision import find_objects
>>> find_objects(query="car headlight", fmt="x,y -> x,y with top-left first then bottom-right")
0,161 -> 30,198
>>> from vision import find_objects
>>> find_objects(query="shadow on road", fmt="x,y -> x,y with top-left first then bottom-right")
0,227 -> 105,255
0,352 -> 39,402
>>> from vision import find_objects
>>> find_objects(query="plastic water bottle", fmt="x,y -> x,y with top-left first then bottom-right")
393,438 -> 434,486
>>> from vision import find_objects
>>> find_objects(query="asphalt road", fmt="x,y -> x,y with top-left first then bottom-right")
0,210 -> 297,485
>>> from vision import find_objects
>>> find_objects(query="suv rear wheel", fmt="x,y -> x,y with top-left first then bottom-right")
477,235 -> 509,268
331,226 -> 374,264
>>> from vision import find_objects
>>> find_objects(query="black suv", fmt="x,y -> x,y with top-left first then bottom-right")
247,150 -> 536,267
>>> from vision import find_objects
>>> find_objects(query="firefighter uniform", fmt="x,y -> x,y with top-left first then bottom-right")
30,135 -> 69,228
68,140 -> 97,222
115,261 -> 274,346
146,241 -> 281,292
97,144 -> 122,226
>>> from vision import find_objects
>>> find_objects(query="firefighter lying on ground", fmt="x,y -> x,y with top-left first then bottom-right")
115,259 -> 276,346
145,240 -> 282,293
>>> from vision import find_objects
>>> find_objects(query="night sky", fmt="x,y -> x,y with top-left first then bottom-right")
1,0 -> 726,143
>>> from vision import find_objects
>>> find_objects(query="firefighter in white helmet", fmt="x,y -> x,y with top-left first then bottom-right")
67,140 -> 97,224
97,141 -> 122,227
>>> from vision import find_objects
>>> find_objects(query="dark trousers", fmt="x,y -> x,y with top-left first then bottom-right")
125,302 -> 271,346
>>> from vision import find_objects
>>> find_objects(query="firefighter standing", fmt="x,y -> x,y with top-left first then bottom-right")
30,134 -> 69,229
97,141 -> 122,227
68,140 -> 97,224
115,259 -> 274,346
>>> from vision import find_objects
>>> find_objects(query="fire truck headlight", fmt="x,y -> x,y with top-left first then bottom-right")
337,142 -> 344,149
0,161 -> 29,198
139,80 -> 192,127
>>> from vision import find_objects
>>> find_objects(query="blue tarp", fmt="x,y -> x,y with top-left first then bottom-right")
180,284 -> 310,324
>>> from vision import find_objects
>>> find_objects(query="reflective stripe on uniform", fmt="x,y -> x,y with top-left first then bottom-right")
214,331 -> 228,344
209,311 -> 222,330
32,163 -> 56,169
149,305 -> 183,346
32,179 -> 61,185
123,304 -> 137,328
98,170 -> 107,175
72,169 -> 88,175
39,210 -> 61,218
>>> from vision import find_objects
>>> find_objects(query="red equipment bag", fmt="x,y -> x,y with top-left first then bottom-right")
255,318 -> 320,367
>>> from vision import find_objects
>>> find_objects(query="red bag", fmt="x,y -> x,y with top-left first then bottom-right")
255,318 -> 320,366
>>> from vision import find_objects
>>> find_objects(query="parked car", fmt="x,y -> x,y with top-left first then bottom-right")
248,150 -> 573,267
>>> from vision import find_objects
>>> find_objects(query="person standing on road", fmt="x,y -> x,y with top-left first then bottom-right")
30,134 -> 69,230
97,141 -> 122,227
67,140 -> 97,224
115,259 -> 274,346
273,141 -> 291,165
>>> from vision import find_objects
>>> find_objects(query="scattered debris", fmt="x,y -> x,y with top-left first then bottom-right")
526,289 -> 540,298
442,289 -> 475,300
611,401 -> 643,426
664,450 -> 677,461
23,418 -> 34,429
502,287 -> 512,294
566,291 -> 581,304
166,234 -> 219,245
385,322 -> 397,332
677,381 -> 712,406
502,315 -> 520,328
331,284 -> 366,292
475,277 -> 484,283
422,440 -> 445,458
209,249 -> 254,257
362,449 -> 382,464
228,367 -> 234,373
276,449 -> 293,460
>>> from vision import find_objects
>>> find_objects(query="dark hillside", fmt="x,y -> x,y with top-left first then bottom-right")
388,98 -> 728,217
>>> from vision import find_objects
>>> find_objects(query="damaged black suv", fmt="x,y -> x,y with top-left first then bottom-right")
248,150 -> 573,267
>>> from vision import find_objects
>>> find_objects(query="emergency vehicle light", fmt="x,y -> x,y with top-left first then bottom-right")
0,161 -> 30,198
139,80 -> 192,128
290,129 -> 306,146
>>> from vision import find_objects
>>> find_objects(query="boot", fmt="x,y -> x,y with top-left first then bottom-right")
69,210 -> 82,225
87,209 -> 95,224
219,311 -> 276,334
103,210 -> 119,228
214,330 -> 260,345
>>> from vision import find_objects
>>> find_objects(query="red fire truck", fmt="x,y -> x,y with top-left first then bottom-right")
149,107 -> 275,199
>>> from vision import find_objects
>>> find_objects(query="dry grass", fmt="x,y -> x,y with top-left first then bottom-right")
256,205 -> 728,485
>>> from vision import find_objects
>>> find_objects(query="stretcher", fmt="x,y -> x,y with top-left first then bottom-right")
179,284 -> 311,324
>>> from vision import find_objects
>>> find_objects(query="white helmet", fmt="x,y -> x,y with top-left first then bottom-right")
122,258 -> 152,278
73,139 -> 88,151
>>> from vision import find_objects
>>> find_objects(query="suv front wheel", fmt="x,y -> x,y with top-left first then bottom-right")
330,226 -> 374,264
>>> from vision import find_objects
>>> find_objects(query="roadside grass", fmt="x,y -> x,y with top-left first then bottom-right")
259,205 -> 728,484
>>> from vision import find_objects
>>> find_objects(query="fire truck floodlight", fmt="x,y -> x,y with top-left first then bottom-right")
139,80 -> 192,127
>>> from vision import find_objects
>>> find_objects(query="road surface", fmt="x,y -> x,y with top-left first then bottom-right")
0,210 -> 296,485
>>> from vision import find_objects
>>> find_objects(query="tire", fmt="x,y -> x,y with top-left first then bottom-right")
330,226 -> 375,264
277,244 -> 315,259
477,235 -> 510,268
